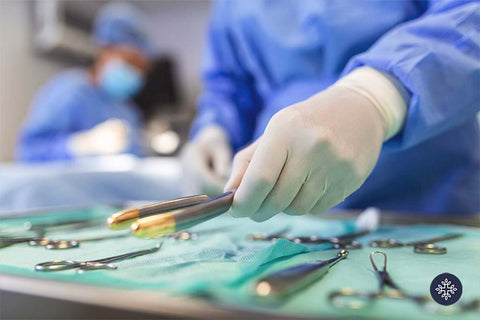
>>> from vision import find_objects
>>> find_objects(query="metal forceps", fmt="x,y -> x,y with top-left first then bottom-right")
30,233 -> 130,250
0,237 -> 75,249
35,243 -> 163,273
0,233 -> 129,250
369,233 -> 462,254
249,230 -> 368,249
23,219 -> 103,237
329,251 -> 432,310
329,251 -> 480,313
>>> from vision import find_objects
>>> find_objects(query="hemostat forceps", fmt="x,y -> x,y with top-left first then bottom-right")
369,233 -> 462,254
329,251 -> 432,309
249,230 -> 368,249
328,251 -> 480,313
1,233 -> 129,250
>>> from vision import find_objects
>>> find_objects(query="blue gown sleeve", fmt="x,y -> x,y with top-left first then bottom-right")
16,79 -> 78,162
190,2 -> 262,151
343,0 -> 480,150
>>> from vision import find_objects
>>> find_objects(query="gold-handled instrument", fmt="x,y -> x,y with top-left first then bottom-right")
254,250 -> 349,302
131,191 -> 234,238
107,195 -> 210,230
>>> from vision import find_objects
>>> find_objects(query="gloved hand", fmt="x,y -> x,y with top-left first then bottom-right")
68,118 -> 130,156
224,85 -> 391,221
181,125 -> 232,196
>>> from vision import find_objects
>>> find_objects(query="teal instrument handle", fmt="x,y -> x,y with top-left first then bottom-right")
254,250 -> 348,301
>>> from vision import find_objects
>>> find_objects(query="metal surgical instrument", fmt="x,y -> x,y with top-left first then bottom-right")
249,230 -> 369,249
328,251 -> 480,313
1,228 -> 200,250
107,195 -> 210,230
35,243 -> 163,273
24,219 -> 103,237
329,251 -> 433,309
254,250 -> 348,302
369,233 -> 462,254
130,191 -> 234,238
0,232 -> 130,250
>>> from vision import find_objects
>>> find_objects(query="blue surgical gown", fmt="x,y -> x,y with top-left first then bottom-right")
191,0 -> 480,215
17,69 -> 143,162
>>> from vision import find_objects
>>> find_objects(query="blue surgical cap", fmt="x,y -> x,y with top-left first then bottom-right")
93,2 -> 156,58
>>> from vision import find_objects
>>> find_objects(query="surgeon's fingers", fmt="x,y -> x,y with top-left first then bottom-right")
224,140 -> 259,192
252,157 -> 307,222
229,136 -> 287,218
284,176 -> 328,216
309,182 -> 345,215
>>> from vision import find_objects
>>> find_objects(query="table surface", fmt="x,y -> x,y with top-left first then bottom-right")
1,206 -> 479,319
1,157 -> 479,319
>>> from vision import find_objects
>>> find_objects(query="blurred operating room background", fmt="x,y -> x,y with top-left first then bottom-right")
1,0 -> 479,214
0,0 -> 210,161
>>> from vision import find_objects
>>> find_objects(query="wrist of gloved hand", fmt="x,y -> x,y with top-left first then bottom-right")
333,66 -> 409,141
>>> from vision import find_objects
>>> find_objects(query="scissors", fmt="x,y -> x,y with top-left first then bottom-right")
249,229 -> 369,249
35,243 -> 163,273
369,233 -> 462,254
329,251 -> 480,314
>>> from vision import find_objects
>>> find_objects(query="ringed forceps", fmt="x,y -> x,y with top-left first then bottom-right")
0,233 -> 129,250
249,230 -> 369,249
329,251 -> 480,313
35,243 -> 163,273
369,233 -> 462,254
329,251 -> 434,310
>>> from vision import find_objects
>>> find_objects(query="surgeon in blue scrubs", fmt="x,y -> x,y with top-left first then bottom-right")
17,3 -> 154,162
183,0 -> 480,218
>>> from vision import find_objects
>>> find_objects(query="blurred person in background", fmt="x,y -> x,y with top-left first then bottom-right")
16,2 -> 155,162
183,0 -> 480,219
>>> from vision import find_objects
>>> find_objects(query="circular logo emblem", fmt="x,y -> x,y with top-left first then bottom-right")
430,273 -> 462,305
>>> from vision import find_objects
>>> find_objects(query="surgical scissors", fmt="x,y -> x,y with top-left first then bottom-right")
369,233 -> 462,254
35,243 -> 163,273
328,251 -> 480,313
248,230 -> 368,249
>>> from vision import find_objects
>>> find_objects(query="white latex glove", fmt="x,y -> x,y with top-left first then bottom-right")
68,118 -> 130,156
225,67 -> 407,221
181,125 -> 232,196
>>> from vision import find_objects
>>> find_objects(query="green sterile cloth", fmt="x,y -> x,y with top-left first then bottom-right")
0,206 -> 479,320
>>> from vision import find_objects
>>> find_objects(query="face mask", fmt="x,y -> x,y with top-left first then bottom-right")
99,59 -> 144,101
